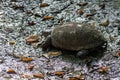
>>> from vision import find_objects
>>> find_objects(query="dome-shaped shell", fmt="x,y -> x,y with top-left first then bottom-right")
51,22 -> 106,51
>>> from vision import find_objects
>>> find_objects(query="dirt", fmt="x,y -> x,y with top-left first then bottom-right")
0,0 -> 120,80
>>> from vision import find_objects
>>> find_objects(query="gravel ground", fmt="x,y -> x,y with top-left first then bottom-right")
0,0 -> 120,80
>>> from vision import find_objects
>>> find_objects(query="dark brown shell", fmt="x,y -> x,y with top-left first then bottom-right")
51,22 -> 106,51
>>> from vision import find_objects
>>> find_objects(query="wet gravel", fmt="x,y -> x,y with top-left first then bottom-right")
0,0 -> 120,80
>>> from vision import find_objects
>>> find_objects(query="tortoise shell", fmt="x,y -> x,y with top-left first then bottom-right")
50,22 -> 106,51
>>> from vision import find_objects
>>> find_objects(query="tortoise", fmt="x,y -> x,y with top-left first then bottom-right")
40,22 -> 107,55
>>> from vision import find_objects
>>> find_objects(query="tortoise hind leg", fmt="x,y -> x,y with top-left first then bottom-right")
77,50 -> 89,57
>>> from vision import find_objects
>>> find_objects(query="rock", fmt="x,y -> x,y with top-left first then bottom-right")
99,3 -> 105,9
77,2 -> 88,6
99,19 -> 110,27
